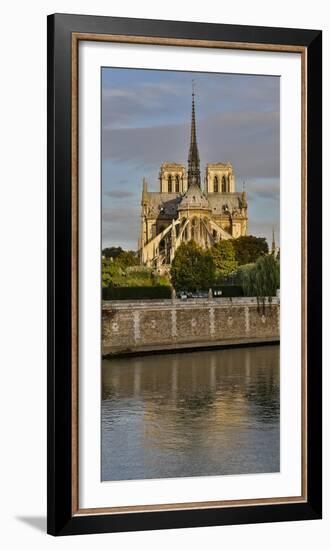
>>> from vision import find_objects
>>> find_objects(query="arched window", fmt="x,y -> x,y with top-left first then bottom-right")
168,175 -> 172,193
175,175 -> 180,193
191,217 -> 198,240
214,176 -> 219,193
222,176 -> 226,192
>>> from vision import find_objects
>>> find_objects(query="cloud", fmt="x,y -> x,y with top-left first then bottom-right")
248,220 -> 280,247
102,71 -> 279,130
246,180 -> 280,201
102,206 -> 140,250
102,109 -> 279,179
102,81 -> 186,129
105,189 -> 135,199
102,207 -> 138,223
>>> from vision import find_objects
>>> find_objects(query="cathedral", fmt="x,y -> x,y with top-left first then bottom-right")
139,89 -> 248,269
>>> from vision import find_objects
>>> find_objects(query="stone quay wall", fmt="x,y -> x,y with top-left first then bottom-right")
102,297 -> 280,356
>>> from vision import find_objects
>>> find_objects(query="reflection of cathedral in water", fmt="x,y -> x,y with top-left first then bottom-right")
102,347 -> 279,423
101,347 -> 280,480
139,89 -> 248,268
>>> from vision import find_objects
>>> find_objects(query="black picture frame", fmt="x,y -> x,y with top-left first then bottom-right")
47,13 -> 322,536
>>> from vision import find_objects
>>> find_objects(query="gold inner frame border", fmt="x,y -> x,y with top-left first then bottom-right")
71,32 -> 307,516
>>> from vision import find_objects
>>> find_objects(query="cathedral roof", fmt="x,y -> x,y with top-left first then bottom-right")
143,192 -> 181,218
178,184 -> 211,211
160,162 -> 185,169
143,189 -> 246,218
207,162 -> 233,168
207,192 -> 245,214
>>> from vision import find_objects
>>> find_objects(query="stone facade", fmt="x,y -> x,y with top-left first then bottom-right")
159,163 -> 188,194
205,163 -> 235,193
102,298 -> 280,356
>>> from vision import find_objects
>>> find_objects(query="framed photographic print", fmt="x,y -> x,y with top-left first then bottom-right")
47,13 -> 322,535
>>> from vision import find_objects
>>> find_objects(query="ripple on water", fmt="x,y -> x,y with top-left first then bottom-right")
101,345 -> 280,481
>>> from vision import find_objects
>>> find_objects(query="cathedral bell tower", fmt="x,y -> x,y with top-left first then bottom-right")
187,82 -> 201,188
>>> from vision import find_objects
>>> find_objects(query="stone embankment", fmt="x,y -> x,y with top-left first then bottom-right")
102,297 -> 280,356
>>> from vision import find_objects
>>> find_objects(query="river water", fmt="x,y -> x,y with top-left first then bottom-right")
101,345 -> 280,481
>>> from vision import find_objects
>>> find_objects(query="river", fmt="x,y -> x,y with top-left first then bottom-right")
101,345 -> 279,481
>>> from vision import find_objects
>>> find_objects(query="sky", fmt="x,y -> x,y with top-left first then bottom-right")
102,67 -> 280,251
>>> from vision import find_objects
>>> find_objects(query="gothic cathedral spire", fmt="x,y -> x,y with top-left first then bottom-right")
187,81 -> 201,188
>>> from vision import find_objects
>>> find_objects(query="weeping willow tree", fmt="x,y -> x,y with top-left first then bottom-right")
238,255 -> 280,313
235,263 -> 255,296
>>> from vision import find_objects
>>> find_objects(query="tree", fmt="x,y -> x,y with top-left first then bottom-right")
210,240 -> 238,280
241,254 -> 280,300
232,235 -> 268,265
170,240 -> 216,292
102,246 -> 123,259
116,250 -> 139,268
254,254 -> 280,297
234,263 -> 256,296
102,249 -> 139,288
102,257 -> 123,288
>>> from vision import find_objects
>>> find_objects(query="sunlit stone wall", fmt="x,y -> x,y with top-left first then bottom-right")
102,297 -> 280,356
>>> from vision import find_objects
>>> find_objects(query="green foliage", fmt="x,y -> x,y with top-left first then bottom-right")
232,235 -> 269,265
102,248 -> 138,270
102,257 -> 124,288
102,251 -> 171,292
115,250 -> 139,269
233,263 -> 256,296
170,240 -> 216,292
102,285 -> 172,301
210,240 -> 238,280
254,254 -> 280,297
102,246 -> 123,259
237,255 -> 280,298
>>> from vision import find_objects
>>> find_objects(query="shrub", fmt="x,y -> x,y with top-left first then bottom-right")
102,286 -> 172,300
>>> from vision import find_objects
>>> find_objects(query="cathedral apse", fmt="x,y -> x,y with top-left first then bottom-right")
139,88 -> 248,269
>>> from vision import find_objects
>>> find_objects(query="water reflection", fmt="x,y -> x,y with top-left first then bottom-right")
102,345 -> 279,481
